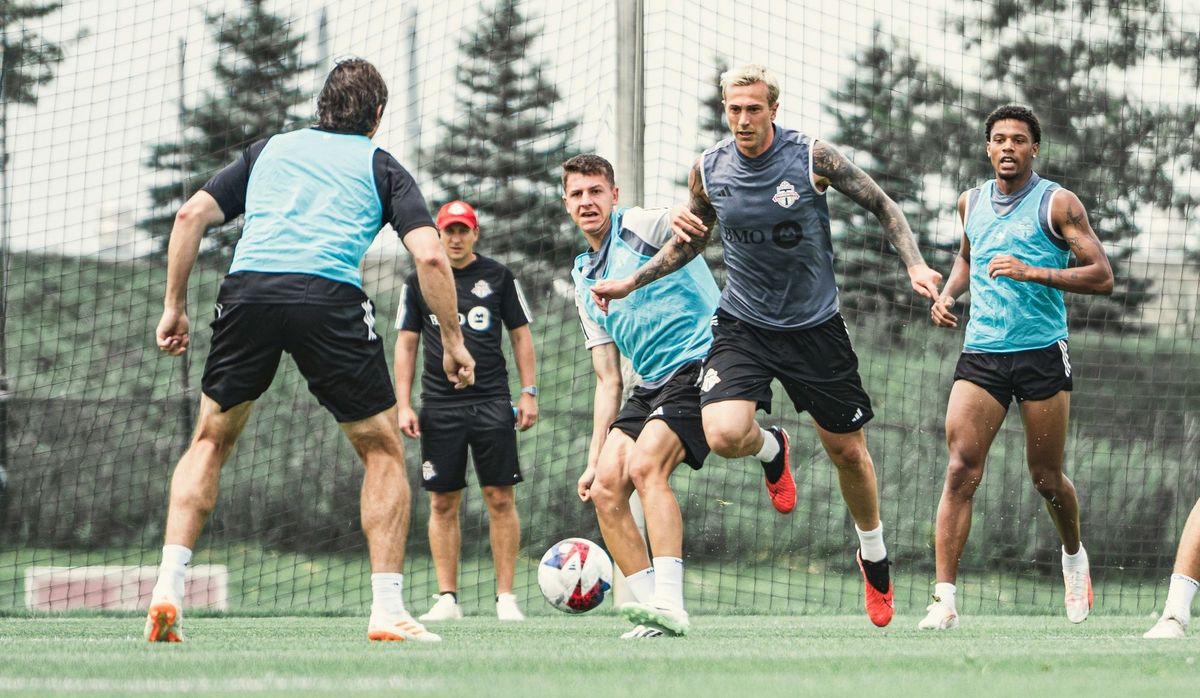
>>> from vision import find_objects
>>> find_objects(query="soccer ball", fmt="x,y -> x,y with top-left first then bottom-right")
537,537 -> 613,613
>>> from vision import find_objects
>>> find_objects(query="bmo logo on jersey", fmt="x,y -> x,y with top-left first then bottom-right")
428,307 -> 491,331
722,220 -> 804,249
466,306 -> 491,331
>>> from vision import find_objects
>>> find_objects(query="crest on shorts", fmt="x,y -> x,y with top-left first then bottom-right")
471,280 -> 493,299
421,460 -> 436,481
700,368 -> 721,393
772,180 -> 799,209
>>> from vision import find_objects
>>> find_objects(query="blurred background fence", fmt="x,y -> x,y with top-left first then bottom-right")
0,0 -> 1197,616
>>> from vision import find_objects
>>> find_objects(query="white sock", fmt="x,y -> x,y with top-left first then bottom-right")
934,582 -> 957,611
1164,574 -> 1199,622
754,428 -> 779,462
856,523 -> 887,563
371,573 -> 406,616
1062,544 -> 1088,570
651,557 -> 685,611
154,544 -> 192,599
625,567 -> 656,604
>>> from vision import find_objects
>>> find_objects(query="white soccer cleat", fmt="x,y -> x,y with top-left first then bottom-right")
419,593 -> 464,622
367,610 -> 442,642
495,593 -> 525,621
620,623 -> 667,639
917,600 -> 959,631
1144,614 -> 1188,639
1063,566 -> 1093,624
619,601 -> 689,636
144,596 -> 184,643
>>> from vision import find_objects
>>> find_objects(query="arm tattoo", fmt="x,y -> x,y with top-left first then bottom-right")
630,237 -> 703,288
1065,206 -> 1086,228
812,141 -> 924,267
627,160 -> 713,288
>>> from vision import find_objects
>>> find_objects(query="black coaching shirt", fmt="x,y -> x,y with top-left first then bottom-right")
396,255 -> 533,406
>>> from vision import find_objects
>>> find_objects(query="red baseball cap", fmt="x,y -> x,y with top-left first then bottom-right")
436,200 -> 478,230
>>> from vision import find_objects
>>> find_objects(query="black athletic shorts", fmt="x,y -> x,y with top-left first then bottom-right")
954,340 -> 1073,407
611,360 -> 709,469
418,398 -> 521,491
699,309 -> 873,434
200,300 -> 395,423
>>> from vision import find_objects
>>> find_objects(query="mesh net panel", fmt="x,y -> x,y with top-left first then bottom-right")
1,0 -> 1198,617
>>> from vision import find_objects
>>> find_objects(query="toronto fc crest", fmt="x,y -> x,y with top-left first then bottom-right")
772,180 -> 799,209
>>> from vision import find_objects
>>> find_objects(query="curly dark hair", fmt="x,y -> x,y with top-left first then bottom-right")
561,154 -> 616,190
985,104 -> 1041,144
317,58 -> 388,134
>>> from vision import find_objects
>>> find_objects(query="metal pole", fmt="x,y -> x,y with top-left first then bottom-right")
614,0 -> 644,205
404,5 -> 420,166
0,35 -> 12,513
612,0 -> 645,607
176,38 -> 194,438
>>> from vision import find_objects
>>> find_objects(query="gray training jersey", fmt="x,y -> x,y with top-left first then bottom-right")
701,126 -> 836,330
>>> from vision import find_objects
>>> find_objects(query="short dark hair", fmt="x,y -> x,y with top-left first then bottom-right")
317,58 -> 388,134
985,104 -> 1041,144
561,154 -> 615,190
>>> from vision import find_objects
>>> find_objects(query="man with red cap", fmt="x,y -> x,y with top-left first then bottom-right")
394,200 -> 539,622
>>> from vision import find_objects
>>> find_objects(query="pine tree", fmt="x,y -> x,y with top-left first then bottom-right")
139,0 -> 316,260
825,26 -> 959,338
937,0 -> 1200,328
424,0 -> 579,292
698,56 -> 729,148
0,1 -> 81,513
830,3 -> 1199,330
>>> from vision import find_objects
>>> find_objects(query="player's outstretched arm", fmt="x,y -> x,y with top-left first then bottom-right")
931,193 -> 973,329
590,158 -> 714,310
987,189 -> 1114,295
579,343 -> 622,502
404,226 -> 476,389
157,190 -> 227,357
811,140 -> 941,300
393,330 -> 421,438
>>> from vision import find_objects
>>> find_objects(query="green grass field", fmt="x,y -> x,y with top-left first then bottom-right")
1,614 -> 1196,697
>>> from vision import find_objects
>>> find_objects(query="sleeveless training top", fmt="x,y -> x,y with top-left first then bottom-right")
963,176 -> 1070,352
572,207 -> 720,385
700,126 -> 836,330
231,128 -> 383,288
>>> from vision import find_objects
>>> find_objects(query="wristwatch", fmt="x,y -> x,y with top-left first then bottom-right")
521,385 -> 538,397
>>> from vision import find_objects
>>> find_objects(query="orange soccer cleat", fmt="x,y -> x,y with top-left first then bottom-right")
144,598 -> 184,643
857,551 -> 894,627
763,426 -> 795,514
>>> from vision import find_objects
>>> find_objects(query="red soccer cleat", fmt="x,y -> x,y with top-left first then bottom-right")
857,550 -> 894,627
764,426 -> 795,514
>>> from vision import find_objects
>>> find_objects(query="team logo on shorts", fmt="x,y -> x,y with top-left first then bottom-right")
421,460 -> 436,481
471,280 -> 493,299
700,368 -> 721,393
772,180 -> 799,209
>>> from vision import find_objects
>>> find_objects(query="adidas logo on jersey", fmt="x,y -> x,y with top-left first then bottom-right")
711,186 -> 732,198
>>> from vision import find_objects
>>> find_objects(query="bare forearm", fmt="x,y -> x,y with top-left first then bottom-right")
587,380 -> 621,470
1024,264 -> 1113,295
415,257 -> 464,346
942,254 -> 971,300
876,200 -> 926,268
510,327 -> 537,388
393,337 -> 419,409
163,215 -> 208,309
